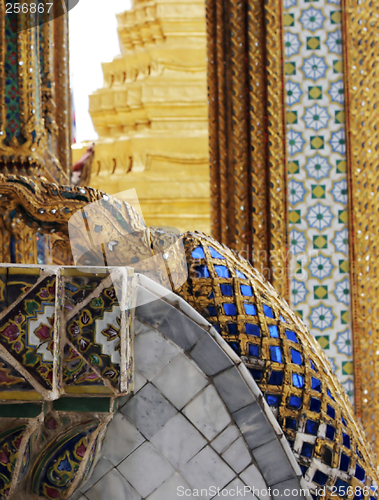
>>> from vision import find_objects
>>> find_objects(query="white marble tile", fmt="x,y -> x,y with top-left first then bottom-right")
134,319 -> 153,336
101,412 -> 145,465
182,385 -> 231,440
221,437 -> 252,474
180,446 -> 235,491
134,370 -> 147,393
158,307 -> 205,351
134,326 -> 179,381
240,464 -> 270,499
213,367 -> 255,413
121,383 -> 177,439
152,354 -> 208,409
232,402 -> 276,450
80,456 -> 113,493
151,413 -> 206,469
118,442 -> 174,498
253,439 -> 295,486
214,478 -> 258,500
86,469 -> 141,500
135,286 -> 173,327
146,472 -> 194,500
270,478 -> 304,500
69,492 -> 86,500
211,425 -> 240,454
190,334 -> 234,376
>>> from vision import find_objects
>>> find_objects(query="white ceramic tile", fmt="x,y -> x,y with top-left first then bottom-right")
80,456 -> 113,493
151,413 -> 206,469
152,354 -> 208,409
101,412 -> 145,465
221,437 -> 252,474
240,464 -> 270,499
121,383 -> 177,439
134,325 -> 179,380
211,425 -> 240,454
146,472 -> 195,500
214,478 -> 258,500
182,385 -> 231,440
118,442 -> 174,498
85,469 -> 141,500
180,446 -> 235,491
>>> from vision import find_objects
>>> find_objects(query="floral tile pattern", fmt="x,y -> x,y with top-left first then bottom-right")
283,0 -> 353,400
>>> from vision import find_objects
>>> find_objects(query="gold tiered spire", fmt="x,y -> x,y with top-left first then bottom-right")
74,0 -> 210,234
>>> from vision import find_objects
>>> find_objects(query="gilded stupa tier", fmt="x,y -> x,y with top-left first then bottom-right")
74,0 -> 210,234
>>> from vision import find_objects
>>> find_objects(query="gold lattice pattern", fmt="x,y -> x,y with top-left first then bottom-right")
176,232 -> 379,499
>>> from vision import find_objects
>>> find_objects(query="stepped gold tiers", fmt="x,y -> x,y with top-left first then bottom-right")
73,0 -> 210,234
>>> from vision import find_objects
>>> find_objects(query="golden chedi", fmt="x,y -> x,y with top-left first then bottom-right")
73,0 -> 210,234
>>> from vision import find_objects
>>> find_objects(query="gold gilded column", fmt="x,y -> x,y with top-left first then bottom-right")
343,0 -> 379,449
205,0 -> 288,297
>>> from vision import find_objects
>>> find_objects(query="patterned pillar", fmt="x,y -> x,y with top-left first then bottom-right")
282,0 -> 354,403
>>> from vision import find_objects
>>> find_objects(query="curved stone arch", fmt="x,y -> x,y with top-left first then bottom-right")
74,275 -> 309,500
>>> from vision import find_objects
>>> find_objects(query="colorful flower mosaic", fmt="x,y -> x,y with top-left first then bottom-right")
283,0 -> 353,399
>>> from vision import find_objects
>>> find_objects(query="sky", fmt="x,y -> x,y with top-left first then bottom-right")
69,0 -> 131,144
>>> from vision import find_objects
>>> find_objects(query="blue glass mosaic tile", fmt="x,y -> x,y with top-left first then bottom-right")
248,344 -> 259,357
313,470 -> 328,486
292,373 -> 304,388
245,324 -> 260,336
220,284 -> 233,296
334,479 -> 348,497
268,325 -> 279,338
291,349 -> 302,365
343,433 -> 351,449
301,442 -> 314,458
194,265 -> 209,278
192,246 -> 205,259
286,417 -> 297,430
327,404 -> 335,419
248,368 -> 263,381
270,346 -> 283,363
209,246 -> 225,259
266,394 -> 281,407
311,377 -> 322,392
227,323 -> 238,335
326,424 -> 335,440
340,453 -> 350,472
288,395 -> 302,409
305,420 -> 319,436
240,285 -> 253,296
285,330 -> 298,343
223,303 -> 237,316
268,371 -> 284,385
310,397 -> 321,413
263,305 -> 274,318
244,303 -> 257,315
215,265 -> 229,278
228,341 -> 241,356
355,464 -> 365,482
235,269 -> 246,279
